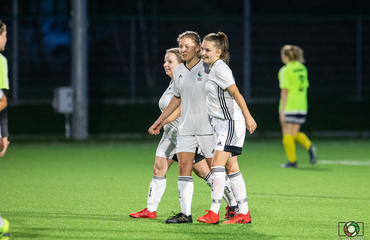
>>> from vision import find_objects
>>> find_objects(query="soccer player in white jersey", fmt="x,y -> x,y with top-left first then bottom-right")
149,31 -> 238,223
130,48 -> 220,219
197,32 -> 257,224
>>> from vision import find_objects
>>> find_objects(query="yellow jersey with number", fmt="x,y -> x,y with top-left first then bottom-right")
278,61 -> 309,114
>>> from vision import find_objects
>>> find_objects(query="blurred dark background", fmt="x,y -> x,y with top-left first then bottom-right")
0,0 -> 369,137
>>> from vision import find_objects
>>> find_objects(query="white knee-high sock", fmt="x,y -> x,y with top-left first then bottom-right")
0,215 -> 3,228
224,176 -> 238,207
147,175 -> 167,212
228,171 -> 249,214
178,176 -> 193,216
204,171 -> 235,206
210,167 -> 226,214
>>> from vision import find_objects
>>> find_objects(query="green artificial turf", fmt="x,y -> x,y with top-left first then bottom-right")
1,138 -> 369,239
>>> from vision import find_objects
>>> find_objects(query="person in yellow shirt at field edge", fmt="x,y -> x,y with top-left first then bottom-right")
0,20 -> 10,158
278,45 -> 318,168
0,19 -> 10,240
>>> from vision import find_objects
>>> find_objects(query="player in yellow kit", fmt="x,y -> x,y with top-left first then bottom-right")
0,19 -> 10,240
0,20 -> 9,158
278,45 -> 318,168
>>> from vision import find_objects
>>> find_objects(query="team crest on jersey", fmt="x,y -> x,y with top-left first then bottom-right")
197,71 -> 202,81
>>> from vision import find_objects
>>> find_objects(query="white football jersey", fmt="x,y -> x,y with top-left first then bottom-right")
205,59 -> 244,120
158,81 -> 179,138
172,59 -> 213,135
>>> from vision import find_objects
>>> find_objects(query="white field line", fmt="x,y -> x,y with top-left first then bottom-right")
317,160 -> 370,166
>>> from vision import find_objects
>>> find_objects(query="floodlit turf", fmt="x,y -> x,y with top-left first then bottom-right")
1,138 -> 369,239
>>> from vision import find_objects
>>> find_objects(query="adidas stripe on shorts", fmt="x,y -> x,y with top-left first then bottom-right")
211,118 -> 245,157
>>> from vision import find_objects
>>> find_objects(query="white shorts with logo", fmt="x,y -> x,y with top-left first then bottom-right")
211,118 -> 245,156
156,133 -> 177,160
156,133 -> 205,162
176,134 -> 215,159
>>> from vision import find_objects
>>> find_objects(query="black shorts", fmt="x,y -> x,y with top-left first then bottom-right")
285,113 -> 307,125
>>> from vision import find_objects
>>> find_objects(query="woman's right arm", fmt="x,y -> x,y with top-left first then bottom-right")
163,104 -> 181,126
279,88 -> 288,123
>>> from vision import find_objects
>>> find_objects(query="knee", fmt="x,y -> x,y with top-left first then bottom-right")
153,167 -> 164,176
179,163 -> 192,176
225,167 -> 239,175
153,161 -> 167,177
153,167 -> 166,177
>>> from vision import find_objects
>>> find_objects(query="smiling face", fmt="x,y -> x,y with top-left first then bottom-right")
201,40 -> 221,66
163,52 -> 181,79
178,37 -> 200,63
0,25 -> 7,52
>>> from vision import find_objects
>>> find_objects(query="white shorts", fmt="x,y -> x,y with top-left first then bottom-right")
156,133 -> 177,160
211,118 -> 245,156
176,134 -> 215,159
156,133 -> 205,163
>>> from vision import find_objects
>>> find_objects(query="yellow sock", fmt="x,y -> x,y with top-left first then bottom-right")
282,135 -> 296,163
294,132 -> 312,150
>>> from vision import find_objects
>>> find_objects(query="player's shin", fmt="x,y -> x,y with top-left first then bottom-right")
178,176 -> 194,216
228,171 -> 249,214
210,167 -> 226,214
147,175 -> 167,212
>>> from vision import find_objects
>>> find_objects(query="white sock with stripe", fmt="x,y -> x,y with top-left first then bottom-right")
205,171 -> 233,206
210,167 -> 226,214
178,176 -> 193,216
146,175 -> 167,212
225,176 -> 237,207
228,171 -> 249,214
